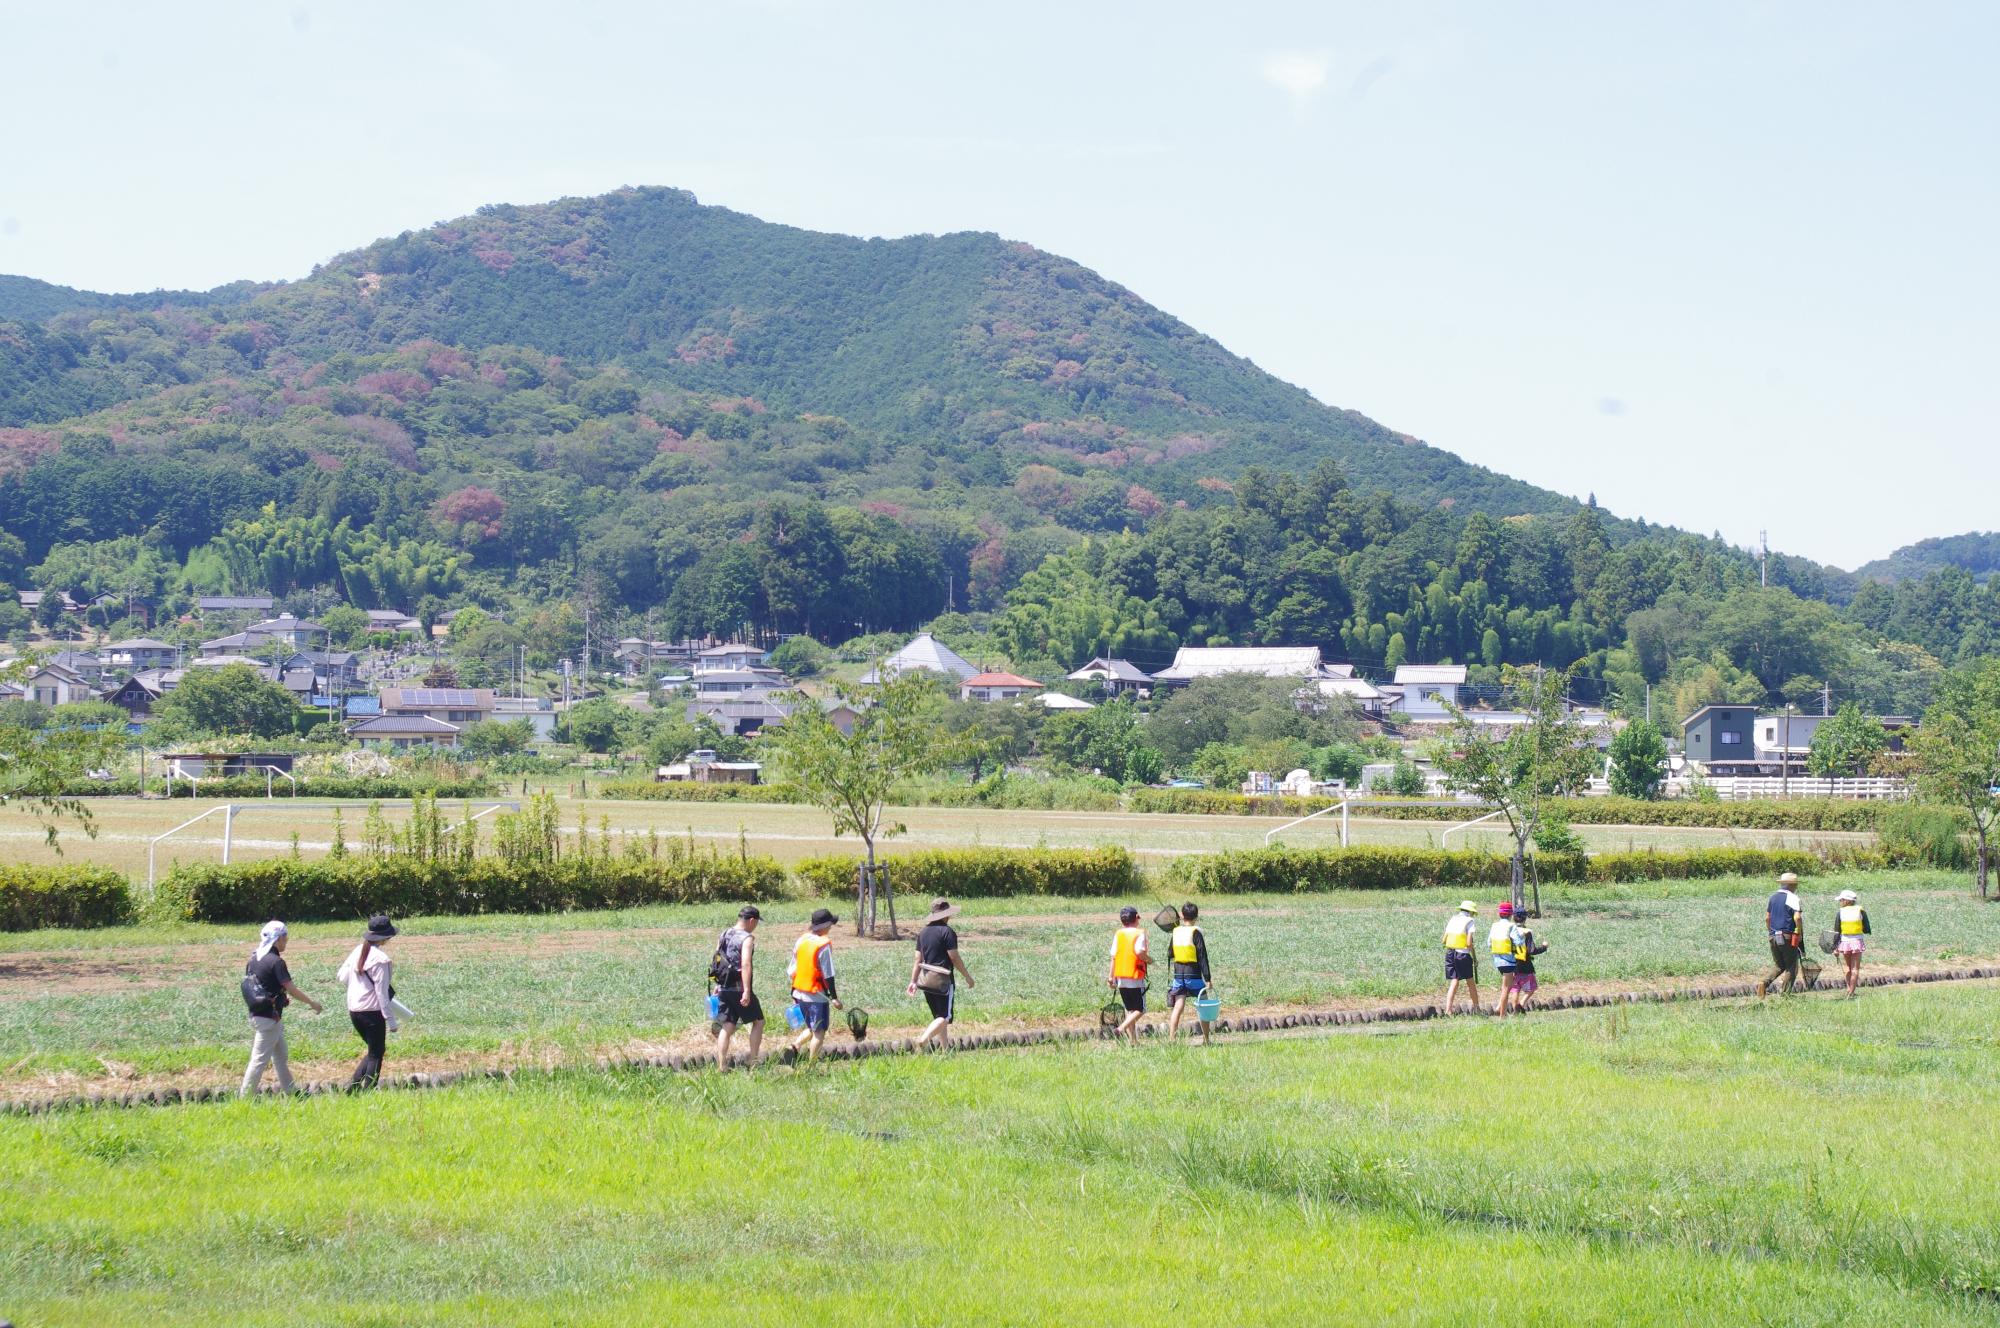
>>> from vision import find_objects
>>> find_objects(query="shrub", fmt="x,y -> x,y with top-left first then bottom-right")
1878,804 -> 1972,870
792,847 -> 1142,900
0,864 -> 135,931
62,774 -> 497,799
151,850 -> 787,924
599,779 -> 808,803
1163,845 -> 1831,894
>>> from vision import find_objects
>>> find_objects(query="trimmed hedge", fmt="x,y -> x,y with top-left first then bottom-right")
793,847 -> 1143,900
152,852 -> 788,924
0,865 -> 135,931
1127,788 -> 1893,831
1164,845 -> 1831,894
598,780 -> 809,803
64,775 -> 496,799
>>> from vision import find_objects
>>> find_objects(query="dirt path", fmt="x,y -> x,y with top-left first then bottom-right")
6,958 -> 1991,1110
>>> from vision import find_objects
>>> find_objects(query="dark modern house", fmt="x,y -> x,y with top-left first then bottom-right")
1681,704 -> 1760,775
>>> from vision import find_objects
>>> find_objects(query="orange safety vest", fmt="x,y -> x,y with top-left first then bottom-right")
793,932 -> 831,995
1112,926 -> 1148,981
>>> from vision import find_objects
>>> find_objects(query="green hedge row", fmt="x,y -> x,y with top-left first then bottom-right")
793,847 -> 1143,900
597,779 -> 807,803
64,775 -> 497,800
0,865 -> 135,931
1163,845 -> 1831,894
151,853 -> 788,924
1126,788 -> 1892,831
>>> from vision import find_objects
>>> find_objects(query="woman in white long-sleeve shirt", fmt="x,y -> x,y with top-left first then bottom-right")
337,914 -> 398,1089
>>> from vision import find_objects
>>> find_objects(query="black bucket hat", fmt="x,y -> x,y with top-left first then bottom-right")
810,907 -> 839,928
364,914 -> 398,942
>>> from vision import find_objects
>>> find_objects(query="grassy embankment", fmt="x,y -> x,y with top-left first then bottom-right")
3,983 -> 1998,1324
2,871 -> 1987,1088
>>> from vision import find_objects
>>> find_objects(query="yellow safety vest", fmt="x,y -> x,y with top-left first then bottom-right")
1112,927 -> 1148,980
793,933 -> 830,995
1512,928 -> 1533,964
1443,914 -> 1475,950
1170,925 -> 1201,965
1489,920 -> 1515,956
1839,905 -> 1865,936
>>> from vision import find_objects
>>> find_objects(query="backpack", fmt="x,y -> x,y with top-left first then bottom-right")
240,961 -> 277,1017
710,928 -> 744,989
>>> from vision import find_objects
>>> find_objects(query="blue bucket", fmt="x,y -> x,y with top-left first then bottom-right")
1194,994 -> 1222,1023
784,1002 -> 807,1031
707,993 -> 722,1020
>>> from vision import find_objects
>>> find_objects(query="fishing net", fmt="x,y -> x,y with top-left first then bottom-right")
1153,905 -> 1180,932
1799,960 -> 1823,989
1817,929 -> 1839,955
845,1007 -> 870,1041
1099,1000 -> 1126,1030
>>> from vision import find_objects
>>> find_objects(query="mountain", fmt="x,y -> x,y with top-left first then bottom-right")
1851,532 -> 2000,585
1,187 -> 1563,517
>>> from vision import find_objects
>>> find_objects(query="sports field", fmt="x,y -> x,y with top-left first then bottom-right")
4,981 -> 1997,1324
2,870 -> 1987,1100
0,794 -> 1872,878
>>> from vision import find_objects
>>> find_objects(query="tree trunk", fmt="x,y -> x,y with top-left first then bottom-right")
1978,822 -> 1990,901
1511,835 -> 1527,917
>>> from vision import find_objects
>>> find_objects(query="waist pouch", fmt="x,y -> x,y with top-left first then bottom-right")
915,963 -> 952,993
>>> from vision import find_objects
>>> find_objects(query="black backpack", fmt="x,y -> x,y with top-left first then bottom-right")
709,928 -> 744,989
241,962 -> 278,1017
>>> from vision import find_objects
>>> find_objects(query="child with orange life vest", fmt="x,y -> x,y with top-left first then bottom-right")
787,908 -> 843,1063
1108,905 -> 1149,1046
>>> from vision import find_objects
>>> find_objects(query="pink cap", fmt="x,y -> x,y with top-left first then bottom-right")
1497,902 -> 1514,915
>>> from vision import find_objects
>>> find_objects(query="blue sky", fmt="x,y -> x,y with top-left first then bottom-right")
3,1 -> 1994,569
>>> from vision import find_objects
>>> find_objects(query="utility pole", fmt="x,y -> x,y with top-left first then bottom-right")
1645,682 -> 1652,724
1822,682 -> 1830,717
1781,704 -> 1792,797
1758,531 -> 1769,588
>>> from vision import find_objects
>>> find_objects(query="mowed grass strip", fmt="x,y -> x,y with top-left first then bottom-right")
1,871 -> 1992,1085
0,985 -> 1993,1325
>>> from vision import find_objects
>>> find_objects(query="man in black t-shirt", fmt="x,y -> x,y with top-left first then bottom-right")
239,920 -> 324,1097
908,898 -> 974,1049
714,905 -> 765,1071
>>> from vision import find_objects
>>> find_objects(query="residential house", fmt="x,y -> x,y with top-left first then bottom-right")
1316,671 -> 1389,715
378,687 -> 497,726
686,696 -> 792,738
196,596 -> 275,615
349,714 -> 461,749
246,615 -> 327,649
1389,664 -> 1469,719
363,609 -> 421,635
48,650 -> 104,684
1150,646 -> 1326,684
1066,657 -> 1152,697
1681,704 -> 1760,776
493,695 -> 559,741
694,643 -> 769,674
657,752 -> 762,785
960,671 -> 1045,703
1754,712 -> 1829,775
103,638 -> 178,672
283,650 -> 361,688
859,632 -> 978,684
102,674 -> 165,720
693,669 -> 787,700
19,663 -> 94,707
198,632 -> 275,659
1038,692 -> 1097,711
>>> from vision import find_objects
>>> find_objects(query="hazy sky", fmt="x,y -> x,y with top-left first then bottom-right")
4,2 -> 1994,569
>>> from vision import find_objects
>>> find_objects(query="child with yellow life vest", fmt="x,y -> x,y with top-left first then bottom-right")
786,908 -> 843,1063
1108,906 -> 1150,1046
1441,901 -> 1480,1014
1488,902 -> 1520,1016
1165,902 -> 1213,1045
1834,888 -> 1871,998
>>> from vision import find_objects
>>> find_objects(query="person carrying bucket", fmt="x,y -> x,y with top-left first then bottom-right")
711,905 -> 764,1071
1165,902 -> 1213,1045
1488,901 -> 1520,1017
1108,906 -> 1150,1046
1757,872 -> 1805,999
787,908 -> 843,1064
1834,888 -> 1871,998
1441,900 -> 1481,1015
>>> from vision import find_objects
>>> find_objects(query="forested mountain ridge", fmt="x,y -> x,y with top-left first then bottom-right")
0,186 -> 1993,726
1851,533 -> 2000,586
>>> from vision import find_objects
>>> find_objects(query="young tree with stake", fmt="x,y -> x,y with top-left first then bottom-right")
1906,660 -> 2000,898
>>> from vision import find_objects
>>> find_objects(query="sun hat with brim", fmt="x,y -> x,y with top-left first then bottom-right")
363,914 -> 397,942
1837,890 -> 1859,902
1777,872 -> 1800,885
923,898 -> 959,924
810,907 -> 840,928
1458,900 -> 1479,913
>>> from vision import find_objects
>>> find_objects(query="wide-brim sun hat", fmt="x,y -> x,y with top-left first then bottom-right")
363,914 -> 398,942
1837,890 -> 1859,902
810,907 -> 840,927
923,898 -> 959,924
1458,900 -> 1479,913
1777,872 -> 1800,885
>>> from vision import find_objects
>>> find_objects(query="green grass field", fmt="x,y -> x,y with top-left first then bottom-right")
3,870 -> 1989,1094
3,983 -> 1996,1325
0,793 -> 1872,877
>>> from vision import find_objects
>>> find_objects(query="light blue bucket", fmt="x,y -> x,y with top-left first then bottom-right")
784,1002 -> 807,1031
1194,992 -> 1222,1023
707,993 -> 722,1020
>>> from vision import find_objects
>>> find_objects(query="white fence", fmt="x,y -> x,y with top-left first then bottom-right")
1680,777 -> 1911,802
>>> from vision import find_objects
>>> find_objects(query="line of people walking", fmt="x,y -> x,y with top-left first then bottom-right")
236,870 -> 1881,1093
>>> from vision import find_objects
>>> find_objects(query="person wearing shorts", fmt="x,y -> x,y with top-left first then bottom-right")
1488,901 -> 1520,1017
713,905 -> 764,1071
1510,916 -> 1547,1010
908,897 -> 974,1049
788,908 -> 842,1064
1165,902 -> 1213,1045
1834,888 -> 1871,998
1441,900 -> 1481,1014
1108,906 -> 1149,1046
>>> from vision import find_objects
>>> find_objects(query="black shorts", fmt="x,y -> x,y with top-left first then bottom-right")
1118,986 -> 1146,1013
1445,950 -> 1476,980
716,990 -> 763,1027
923,985 -> 955,1023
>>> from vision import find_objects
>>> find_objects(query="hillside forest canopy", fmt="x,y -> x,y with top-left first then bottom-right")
0,186 -> 1993,728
